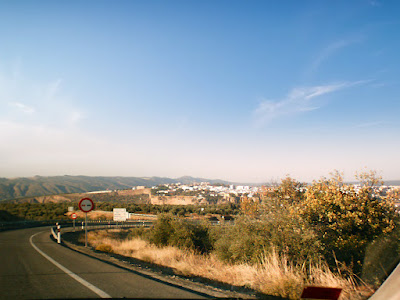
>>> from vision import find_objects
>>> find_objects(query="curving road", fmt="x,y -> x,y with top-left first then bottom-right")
0,226 -> 209,299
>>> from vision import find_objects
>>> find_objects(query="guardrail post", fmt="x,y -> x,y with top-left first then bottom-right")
57,223 -> 61,244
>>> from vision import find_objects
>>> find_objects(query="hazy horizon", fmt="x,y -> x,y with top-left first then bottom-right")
1,1 -> 399,183
2,173 -> 400,186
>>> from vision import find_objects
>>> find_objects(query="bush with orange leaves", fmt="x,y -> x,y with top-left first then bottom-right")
300,171 -> 399,275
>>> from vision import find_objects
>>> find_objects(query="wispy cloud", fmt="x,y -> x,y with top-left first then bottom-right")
307,37 -> 364,76
0,61 -> 83,128
254,81 -> 366,126
355,121 -> 385,128
9,102 -> 35,114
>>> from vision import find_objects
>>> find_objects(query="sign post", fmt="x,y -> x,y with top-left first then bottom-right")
71,212 -> 77,231
78,198 -> 94,247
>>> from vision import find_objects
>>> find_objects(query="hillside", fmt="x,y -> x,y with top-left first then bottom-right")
0,175 -> 232,201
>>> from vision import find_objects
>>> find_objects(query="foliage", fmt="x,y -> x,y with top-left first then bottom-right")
361,226 -> 400,286
0,201 -> 240,222
149,213 -> 213,254
0,210 -> 21,221
269,176 -> 305,204
213,214 -> 321,265
95,244 -> 113,253
239,196 -> 259,217
0,202 -> 71,220
127,227 -> 149,240
387,187 -> 400,203
259,176 -> 305,216
355,169 -> 383,187
300,172 -> 399,274
82,228 -> 368,300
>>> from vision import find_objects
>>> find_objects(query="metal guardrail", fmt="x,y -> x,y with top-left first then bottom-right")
51,220 -> 154,244
82,220 -> 154,230
129,213 -> 157,218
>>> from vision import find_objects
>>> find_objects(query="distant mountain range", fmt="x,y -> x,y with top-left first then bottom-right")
1,175 -> 398,202
0,175 -> 236,201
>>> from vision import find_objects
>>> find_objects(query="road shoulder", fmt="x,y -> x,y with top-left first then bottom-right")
60,230 -> 277,299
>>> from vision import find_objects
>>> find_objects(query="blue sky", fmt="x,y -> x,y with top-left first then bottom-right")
0,0 -> 399,183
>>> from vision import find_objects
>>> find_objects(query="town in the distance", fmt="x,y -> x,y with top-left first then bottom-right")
88,180 -> 400,212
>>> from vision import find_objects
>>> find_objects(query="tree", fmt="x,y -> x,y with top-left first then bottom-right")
300,171 -> 398,274
240,195 -> 259,217
387,187 -> 400,203
355,169 -> 383,188
261,176 -> 305,207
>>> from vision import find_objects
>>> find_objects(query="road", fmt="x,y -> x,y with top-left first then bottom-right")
0,226 -> 209,299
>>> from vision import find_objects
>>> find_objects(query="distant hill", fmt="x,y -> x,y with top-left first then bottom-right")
0,175 -> 233,201
385,180 -> 400,186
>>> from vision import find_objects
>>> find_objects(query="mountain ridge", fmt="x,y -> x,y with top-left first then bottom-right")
1,175 -> 398,202
0,175 -> 241,201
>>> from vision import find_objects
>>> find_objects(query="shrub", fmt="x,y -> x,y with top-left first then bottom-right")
213,215 -> 321,265
149,213 -> 213,254
361,226 -> 400,286
95,243 -> 113,253
301,175 -> 399,274
149,213 -> 175,246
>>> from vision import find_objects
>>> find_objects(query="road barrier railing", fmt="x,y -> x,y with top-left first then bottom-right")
83,220 -> 154,230
51,220 -> 154,244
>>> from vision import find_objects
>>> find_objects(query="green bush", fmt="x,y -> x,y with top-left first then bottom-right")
149,213 -> 213,254
213,215 -> 321,265
361,227 -> 400,286
149,213 -> 175,246
213,218 -> 270,264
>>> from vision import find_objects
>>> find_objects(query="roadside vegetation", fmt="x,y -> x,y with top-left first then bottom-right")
80,170 -> 400,300
85,228 -> 365,299
0,202 -> 72,221
0,202 -> 239,221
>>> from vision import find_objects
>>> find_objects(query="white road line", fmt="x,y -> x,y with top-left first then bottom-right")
30,232 -> 112,298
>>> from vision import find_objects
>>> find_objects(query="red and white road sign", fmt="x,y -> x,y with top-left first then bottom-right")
78,198 -> 94,213
71,213 -> 77,219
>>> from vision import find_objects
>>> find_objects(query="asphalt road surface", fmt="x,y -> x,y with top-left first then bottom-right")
0,226 -> 209,299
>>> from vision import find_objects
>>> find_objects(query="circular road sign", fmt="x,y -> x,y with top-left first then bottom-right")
71,213 -> 77,219
78,198 -> 94,213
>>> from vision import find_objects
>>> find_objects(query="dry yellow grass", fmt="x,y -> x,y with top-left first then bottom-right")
86,230 -> 372,300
